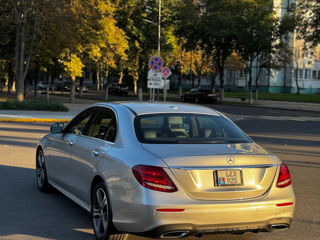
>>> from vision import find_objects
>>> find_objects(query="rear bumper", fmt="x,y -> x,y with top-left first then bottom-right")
110,171 -> 295,237
112,198 -> 295,235
136,217 -> 292,238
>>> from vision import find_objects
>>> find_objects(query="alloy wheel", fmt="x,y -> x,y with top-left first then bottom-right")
36,151 -> 46,188
93,187 -> 109,239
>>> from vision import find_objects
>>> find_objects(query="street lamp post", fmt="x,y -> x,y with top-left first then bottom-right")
157,0 -> 161,101
145,0 -> 162,101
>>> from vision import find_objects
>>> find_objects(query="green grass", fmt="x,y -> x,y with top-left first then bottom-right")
0,99 -> 69,111
224,92 -> 320,103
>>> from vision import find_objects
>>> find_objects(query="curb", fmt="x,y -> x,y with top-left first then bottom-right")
0,118 -> 71,123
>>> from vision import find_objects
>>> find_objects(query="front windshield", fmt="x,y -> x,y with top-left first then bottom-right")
134,114 -> 251,144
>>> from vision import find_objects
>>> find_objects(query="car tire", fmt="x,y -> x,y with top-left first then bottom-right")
195,97 -> 199,104
36,149 -> 51,192
92,182 -> 127,240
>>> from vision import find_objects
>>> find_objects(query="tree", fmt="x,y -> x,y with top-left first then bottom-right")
297,0 -> 320,48
292,40 -> 303,95
0,1 -> 15,94
201,0 -> 242,101
115,0 -> 179,101
11,0 -> 40,101
236,0 -> 277,103
59,51 -> 84,103
176,0 -> 240,101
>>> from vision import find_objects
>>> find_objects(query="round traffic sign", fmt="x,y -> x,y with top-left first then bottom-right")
148,56 -> 163,71
161,67 -> 171,78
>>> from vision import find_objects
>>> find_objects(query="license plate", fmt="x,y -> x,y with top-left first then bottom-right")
215,169 -> 243,186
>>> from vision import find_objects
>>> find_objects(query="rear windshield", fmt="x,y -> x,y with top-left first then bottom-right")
134,114 -> 251,144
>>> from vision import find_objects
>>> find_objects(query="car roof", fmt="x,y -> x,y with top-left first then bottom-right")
94,102 -> 221,116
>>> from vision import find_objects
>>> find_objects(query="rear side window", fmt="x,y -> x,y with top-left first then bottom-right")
134,114 -> 251,144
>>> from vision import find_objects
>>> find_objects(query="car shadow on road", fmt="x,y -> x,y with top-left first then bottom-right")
0,164 -> 94,240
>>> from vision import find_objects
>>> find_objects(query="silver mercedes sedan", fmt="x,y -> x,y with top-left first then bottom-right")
36,102 -> 295,240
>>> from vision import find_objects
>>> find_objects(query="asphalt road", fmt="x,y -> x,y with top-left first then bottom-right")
0,105 -> 319,240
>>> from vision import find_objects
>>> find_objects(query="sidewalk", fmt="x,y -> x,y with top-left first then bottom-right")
0,94 -> 319,122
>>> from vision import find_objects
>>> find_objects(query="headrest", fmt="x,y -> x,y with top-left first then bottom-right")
144,130 -> 157,139
168,116 -> 183,125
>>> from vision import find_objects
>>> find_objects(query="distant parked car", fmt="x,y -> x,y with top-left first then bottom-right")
59,82 -> 88,92
108,83 -> 129,96
37,82 -> 47,90
182,88 -> 218,103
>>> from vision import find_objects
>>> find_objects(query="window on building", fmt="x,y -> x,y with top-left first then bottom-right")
305,69 -> 311,79
312,70 -> 318,79
239,69 -> 247,78
298,69 -> 304,79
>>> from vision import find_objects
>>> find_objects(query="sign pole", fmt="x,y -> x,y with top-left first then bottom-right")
161,67 -> 171,102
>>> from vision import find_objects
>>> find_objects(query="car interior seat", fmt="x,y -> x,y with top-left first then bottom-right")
168,116 -> 190,138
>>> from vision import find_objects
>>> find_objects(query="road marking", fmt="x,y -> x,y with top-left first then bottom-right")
0,118 -> 70,122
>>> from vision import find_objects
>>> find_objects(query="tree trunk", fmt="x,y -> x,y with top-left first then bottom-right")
104,70 -> 109,101
137,59 -> 143,101
178,69 -> 183,97
79,77 -> 84,97
190,51 -> 193,89
255,65 -> 262,101
295,68 -> 300,95
96,71 -> 100,90
119,70 -> 123,84
46,75 -> 51,101
138,87 -> 143,101
248,59 -> 253,104
14,22 -> 20,96
219,69 -> 224,102
15,18 -> 25,101
197,77 -> 201,89
210,71 -> 217,93
104,82 -> 109,101
61,77 -> 65,95
8,60 -> 14,94
23,73 -> 28,98
133,74 -> 138,95
51,76 -> 54,93
34,76 -> 38,98
13,0 -> 28,102
70,76 -> 76,103
216,50 -> 225,102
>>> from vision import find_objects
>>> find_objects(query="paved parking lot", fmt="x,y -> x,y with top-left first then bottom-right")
0,105 -> 319,240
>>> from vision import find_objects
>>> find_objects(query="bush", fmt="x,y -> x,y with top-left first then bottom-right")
0,100 -> 69,111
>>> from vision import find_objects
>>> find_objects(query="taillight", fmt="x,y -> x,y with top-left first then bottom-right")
276,163 -> 292,188
132,165 -> 178,192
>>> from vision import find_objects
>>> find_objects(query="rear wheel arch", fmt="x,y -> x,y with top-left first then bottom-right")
91,177 -> 127,240
90,175 -> 107,202
36,146 -> 43,157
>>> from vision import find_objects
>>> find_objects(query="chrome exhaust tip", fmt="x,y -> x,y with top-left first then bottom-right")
270,224 -> 290,231
160,230 -> 190,238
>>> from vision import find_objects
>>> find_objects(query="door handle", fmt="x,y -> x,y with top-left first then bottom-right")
92,150 -> 100,156
68,140 -> 74,145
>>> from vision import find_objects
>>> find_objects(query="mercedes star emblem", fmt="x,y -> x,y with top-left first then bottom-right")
226,156 -> 235,165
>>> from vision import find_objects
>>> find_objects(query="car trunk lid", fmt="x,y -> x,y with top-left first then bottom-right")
142,143 -> 279,200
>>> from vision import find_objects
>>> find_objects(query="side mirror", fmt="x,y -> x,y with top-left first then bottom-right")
50,122 -> 65,134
